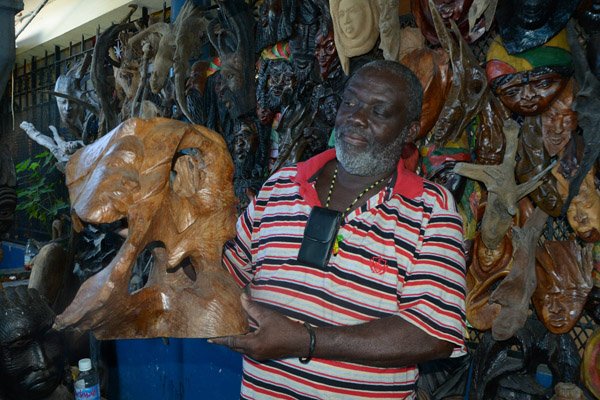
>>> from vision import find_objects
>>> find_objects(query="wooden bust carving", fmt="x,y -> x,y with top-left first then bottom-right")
329,0 -> 380,74
466,232 -> 513,331
533,240 -> 593,334
54,118 -> 248,339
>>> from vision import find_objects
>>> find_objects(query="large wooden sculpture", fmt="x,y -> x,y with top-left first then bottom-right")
428,0 -> 488,144
533,240 -> 594,334
489,206 -> 548,341
453,119 -> 553,250
54,118 -> 247,339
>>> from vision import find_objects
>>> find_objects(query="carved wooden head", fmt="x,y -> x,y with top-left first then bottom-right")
533,240 -> 593,334
55,118 -> 247,339
329,0 -> 380,74
0,286 -> 64,400
541,79 -> 576,157
553,165 -> 600,243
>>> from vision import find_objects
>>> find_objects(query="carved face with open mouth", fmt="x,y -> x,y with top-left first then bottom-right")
55,118 -> 247,339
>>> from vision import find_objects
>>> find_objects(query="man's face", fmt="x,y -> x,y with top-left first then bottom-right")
338,0 -> 370,40
495,71 -> 567,116
335,67 -> 415,176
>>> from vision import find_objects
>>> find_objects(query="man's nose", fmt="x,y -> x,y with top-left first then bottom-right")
574,205 -> 589,225
348,106 -> 368,127
548,295 -> 564,314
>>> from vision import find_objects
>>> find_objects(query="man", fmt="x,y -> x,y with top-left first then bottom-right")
214,60 -> 466,399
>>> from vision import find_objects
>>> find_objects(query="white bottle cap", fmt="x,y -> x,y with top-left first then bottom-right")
78,358 -> 92,372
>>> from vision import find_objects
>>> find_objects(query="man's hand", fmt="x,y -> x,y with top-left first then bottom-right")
209,293 -> 310,361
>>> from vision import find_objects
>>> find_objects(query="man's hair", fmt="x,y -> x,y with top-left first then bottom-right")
350,60 -> 423,124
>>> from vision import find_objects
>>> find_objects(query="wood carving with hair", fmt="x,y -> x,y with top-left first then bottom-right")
54,118 -> 248,339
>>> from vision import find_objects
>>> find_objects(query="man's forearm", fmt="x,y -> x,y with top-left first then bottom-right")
309,315 -> 455,367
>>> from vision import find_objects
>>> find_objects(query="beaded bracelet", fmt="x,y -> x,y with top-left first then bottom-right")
299,322 -> 316,364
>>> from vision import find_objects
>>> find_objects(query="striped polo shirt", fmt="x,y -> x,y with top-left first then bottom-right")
223,149 -> 467,399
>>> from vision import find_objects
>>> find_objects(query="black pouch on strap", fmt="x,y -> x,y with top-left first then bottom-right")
298,206 -> 342,269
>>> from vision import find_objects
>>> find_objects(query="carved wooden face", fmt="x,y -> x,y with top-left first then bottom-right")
555,167 -> 600,242
266,60 -> 295,110
541,80 -> 576,156
54,76 -> 84,129
57,118 -> 246,339
315,29 -> 339,80
534,241 -> 593,334
0,287 -> 63,400
494,71 -> 568,116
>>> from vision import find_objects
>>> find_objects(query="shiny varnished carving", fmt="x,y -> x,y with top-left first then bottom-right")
54,118 -> 247,339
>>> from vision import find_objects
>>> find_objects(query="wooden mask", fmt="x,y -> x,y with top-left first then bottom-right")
55,118 -> 247,339
553,165 -> 600,243
533,240 -> 593,334
401,47 -> 451,139
329,0 -> 380,74
541,79 -> 577,157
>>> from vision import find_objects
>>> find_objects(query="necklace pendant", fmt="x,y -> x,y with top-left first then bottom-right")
333,234 -> 344,256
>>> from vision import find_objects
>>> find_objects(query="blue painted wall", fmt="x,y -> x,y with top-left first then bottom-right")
111,338 -> 243,399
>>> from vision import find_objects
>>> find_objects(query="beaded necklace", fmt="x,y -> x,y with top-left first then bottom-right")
324,165 -> 387,255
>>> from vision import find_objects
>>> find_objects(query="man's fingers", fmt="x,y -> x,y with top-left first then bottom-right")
209,334 -> 250,353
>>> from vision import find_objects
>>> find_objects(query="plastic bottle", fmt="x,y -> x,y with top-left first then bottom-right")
23,239 -> 34,271
74,358 -> 100,400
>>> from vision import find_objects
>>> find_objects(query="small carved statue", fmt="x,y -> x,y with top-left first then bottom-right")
314,21 -> 343,88
533,240 -> 594,334
486,30 -> 573,116
54,118 -> 247,339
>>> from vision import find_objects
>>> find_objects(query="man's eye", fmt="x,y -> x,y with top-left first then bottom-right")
535,79 -> 552,89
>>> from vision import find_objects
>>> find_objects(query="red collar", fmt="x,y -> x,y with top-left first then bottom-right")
293,148 -> 424,207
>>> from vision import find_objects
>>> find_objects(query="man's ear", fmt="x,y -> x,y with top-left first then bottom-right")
405,121 -> 420,143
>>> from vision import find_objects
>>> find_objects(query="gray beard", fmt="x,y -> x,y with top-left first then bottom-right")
335,127 -> 407,176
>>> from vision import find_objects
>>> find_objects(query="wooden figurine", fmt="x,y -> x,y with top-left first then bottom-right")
533,240 -> 594,334
54,118 -> 248,339
466,232 -> 513,331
